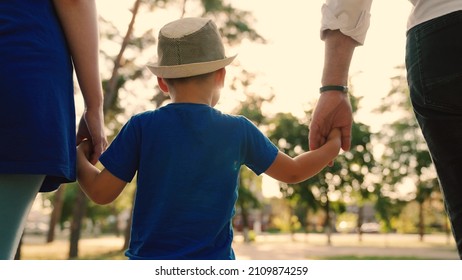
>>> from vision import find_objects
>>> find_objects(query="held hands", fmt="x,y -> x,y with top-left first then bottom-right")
76,108 -> 107,165
77,139 -> 93,162
327,127 -> 342,145
325,127 -> 342,167
309,91 -> 353,152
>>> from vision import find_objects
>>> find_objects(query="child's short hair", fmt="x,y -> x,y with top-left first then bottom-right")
163,71 -> 216,86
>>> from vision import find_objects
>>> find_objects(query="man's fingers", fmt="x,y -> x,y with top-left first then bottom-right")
309,122 -> 323,150
340,126 -> 351,151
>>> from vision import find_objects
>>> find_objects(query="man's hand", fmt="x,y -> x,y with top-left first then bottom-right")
309,91 -> 353,152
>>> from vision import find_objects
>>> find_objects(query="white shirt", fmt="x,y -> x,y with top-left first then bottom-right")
321,0 -> 462,45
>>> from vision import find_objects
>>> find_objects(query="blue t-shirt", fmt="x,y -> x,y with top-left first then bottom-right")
99,103 -> 278,260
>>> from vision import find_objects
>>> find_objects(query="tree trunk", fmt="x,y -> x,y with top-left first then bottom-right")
418,201 -> 425,242
110,205 -> 120,237
47,185 -> 64,243
324,195 -> 332,246
68,188 -> 88,259
304,210 -> 309,243
357,205 -> 364,242
122,210 -> 132,251
238,197 -> 251,243
103,0 -> 142,114
289,205 -> 296,241
122,190 -> 136,251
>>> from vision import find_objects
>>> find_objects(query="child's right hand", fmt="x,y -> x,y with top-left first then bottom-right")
326,128 -> 341,167
327,128 -> 341,143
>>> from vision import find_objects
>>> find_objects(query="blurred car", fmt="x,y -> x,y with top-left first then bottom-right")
360,222 -> 380,233
336,221 -> 356,233
25,221 -> 49,235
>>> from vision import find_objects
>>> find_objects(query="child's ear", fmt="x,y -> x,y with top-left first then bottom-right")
215,68 -> 226,88
157,77 -> 169,93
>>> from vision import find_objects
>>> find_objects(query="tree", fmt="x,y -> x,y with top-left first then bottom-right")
69,188 -> 88,259
333,91 -> 376,241
264,86 -> 376,244
78,0 -> 266,255
100,0 -> 265,132
267,112 -> 320,238
309,92 -> 375,244
232,70 -> 273,242
46,186 -> 64,243
236,168 -> 262,243
374,65 -> 441,239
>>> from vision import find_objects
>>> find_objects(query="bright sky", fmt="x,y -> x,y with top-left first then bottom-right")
229,1 -> 412,127
95,0 -> 413,198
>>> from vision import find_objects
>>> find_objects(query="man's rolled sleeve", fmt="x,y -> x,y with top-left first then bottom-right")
320,0 -> 373,45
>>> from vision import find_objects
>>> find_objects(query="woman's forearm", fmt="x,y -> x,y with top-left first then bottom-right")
53,0 -> 103,110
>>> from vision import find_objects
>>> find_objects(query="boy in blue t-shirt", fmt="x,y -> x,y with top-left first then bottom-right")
76,17 -> 341,260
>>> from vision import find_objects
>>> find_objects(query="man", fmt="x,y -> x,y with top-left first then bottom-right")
310,0 -> 462,258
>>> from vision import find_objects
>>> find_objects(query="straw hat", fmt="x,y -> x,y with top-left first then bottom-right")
147,17 -> 237,78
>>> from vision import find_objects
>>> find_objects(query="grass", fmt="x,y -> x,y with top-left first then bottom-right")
19,234 -> 127,260
318,255 -> 430,260
78,250 -> 127,260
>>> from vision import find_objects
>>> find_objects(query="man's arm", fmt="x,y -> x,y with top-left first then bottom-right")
309,0 -> 373,152
309,30 -> 357,152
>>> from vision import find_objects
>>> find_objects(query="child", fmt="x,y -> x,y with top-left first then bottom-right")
76,17 -> 341,260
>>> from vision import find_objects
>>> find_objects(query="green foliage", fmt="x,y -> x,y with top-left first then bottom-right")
200,0 -> 265,45
373,65 -> 442,234
233,86 -> 271,231
266,113 -> 321,232
237,167 -> 262,210
232,71 -> 274,126
99,0 -> 266,137
59,0 -> 446,240
374,187 -> 406,232
268,112 -> 308,156
59,183 -> 79,228
264,90 -> 377,234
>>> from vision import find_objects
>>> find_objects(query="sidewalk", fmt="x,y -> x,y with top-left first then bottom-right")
232,233 -> 459,260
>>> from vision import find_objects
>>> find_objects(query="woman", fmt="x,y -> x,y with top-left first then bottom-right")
0,0 -> 107,259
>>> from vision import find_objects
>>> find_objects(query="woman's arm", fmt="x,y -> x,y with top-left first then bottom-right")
53,0 -> 107,164
265,129 -> 341,184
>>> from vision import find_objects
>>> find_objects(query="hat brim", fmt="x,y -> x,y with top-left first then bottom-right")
147,55 -> 237,79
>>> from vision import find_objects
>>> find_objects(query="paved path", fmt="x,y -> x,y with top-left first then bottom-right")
232,233 -> 459,260
21,232 -> 459,260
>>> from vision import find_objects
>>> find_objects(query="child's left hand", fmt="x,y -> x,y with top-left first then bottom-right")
77,139 -> 93,161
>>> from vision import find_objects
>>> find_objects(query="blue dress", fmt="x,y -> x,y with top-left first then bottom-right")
0,0 -> 75,192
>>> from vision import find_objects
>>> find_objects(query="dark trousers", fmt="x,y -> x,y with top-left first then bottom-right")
406,10 -> 462,258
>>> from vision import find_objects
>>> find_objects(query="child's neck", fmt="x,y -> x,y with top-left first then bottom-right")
170,86 -> 217,107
